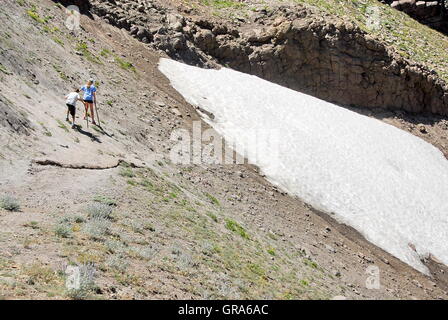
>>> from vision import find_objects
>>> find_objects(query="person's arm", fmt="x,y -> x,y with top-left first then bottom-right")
93,91 -> 97,105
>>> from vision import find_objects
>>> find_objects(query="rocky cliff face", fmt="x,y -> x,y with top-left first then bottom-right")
88,0 -> 448,115
389,0 -> 448,34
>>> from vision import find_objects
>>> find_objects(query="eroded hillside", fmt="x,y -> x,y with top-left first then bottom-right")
0,0 -> 447,300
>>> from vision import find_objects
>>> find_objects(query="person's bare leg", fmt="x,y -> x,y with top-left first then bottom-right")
90,104 -> 96,125
84,103 -> 88,120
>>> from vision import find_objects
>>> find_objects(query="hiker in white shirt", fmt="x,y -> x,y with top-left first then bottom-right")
65,88 -> 81,128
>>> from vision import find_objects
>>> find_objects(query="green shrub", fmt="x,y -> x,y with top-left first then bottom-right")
93,195 -> 117,207
205,193 -> 220,206
54,223 -> 72,238
83,217 -> 111,241
225,219 -> 249,239
119,167 -> 135,178
86,203 -> 113,220
0,195 -> 20,211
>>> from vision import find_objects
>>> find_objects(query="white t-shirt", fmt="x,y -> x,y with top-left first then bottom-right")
66,92 -> 80,106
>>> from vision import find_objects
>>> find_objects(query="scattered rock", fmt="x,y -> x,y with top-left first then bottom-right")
417,124 -> 428,133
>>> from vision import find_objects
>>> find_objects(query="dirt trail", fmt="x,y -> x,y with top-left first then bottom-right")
0,0 -> 447,300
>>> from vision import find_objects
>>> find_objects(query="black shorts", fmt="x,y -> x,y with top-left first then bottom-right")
84,100 -> 93,104
66,104 -> 76,117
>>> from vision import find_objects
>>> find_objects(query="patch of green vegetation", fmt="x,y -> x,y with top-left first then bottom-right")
267,248 -> 276,256
206,211 -> 218,222
27,6 -> 46,24
0,195 -> 20,212
303,257 -> 319,269
43,25 -> 59,33
23,221 -> 39,229
139,179 -> 154,191
43,129 -> 52,136
113,272 -> 143,287
247,263 -> 265,277
100,49 -> 111,57
76,41 -> 101,64
225,219 -> 249,239
86,203 -> 113,220
56,119 -> 69,132
0,63 -> 12,75
93,195 -> 117,207
200,0 -> 247,9
52,37 -> 64,46
114,56 -> 136,72
53,65 -> 68,80
300,279 -> 309,286
168,192 -> 178,199
54,222 -> 72,238
83,217 -> 111,241
119,167 -> 135,178
23,263 -> 59,285
205,192 -> 220,206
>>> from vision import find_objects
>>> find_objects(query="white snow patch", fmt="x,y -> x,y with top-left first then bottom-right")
159,58 -> 448,274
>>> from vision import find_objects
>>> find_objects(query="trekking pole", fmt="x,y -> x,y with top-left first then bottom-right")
84,101 -> 89,129
95,100 -> 101,127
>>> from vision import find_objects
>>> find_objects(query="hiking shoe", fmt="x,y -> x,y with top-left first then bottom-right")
72,124 -> 76,129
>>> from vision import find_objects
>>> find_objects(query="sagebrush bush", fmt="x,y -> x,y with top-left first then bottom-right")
54,223 -> 72,238
86,203 -> 113,220
131,246 -> 157,261
65,263 -> 96,300
83,217 -> 110,240
0,195 -> 20,211
106,254 -> 128,272
105,240 -> 126,254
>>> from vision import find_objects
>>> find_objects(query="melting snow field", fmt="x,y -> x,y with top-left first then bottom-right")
159,58 -> 448,274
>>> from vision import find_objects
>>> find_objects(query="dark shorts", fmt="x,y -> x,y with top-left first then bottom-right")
66,104 -> 76,117
84,100 -> 93,104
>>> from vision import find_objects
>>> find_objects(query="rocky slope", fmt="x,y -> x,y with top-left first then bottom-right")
0,0 -> 447,300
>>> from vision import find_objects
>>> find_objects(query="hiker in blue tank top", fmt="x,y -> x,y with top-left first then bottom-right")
80,79 -> 98,125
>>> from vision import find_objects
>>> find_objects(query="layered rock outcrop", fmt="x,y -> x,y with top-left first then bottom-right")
84,0 -> 448,115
